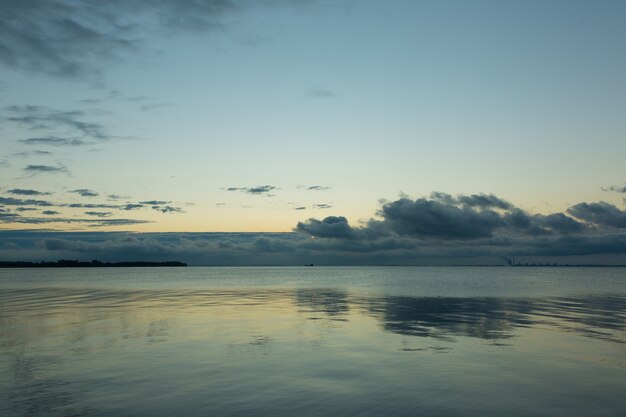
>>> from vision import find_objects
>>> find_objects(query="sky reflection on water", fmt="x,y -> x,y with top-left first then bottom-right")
1,268 -> 626,417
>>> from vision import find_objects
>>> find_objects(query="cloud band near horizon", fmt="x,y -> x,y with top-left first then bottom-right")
2,192 -> 626,265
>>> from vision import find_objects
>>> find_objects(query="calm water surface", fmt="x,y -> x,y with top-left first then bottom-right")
1,267 -> 625,417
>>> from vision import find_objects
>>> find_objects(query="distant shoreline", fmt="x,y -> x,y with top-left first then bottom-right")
0,260 -> 187,268
2,262 -> 625,268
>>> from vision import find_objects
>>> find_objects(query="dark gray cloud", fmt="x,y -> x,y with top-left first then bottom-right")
2,192 -> 626,265
152,205 -> 184,214
15,207 -> 38,212
227,185 -> 277,195
7,189 -> 51,196
313,203 -> 332,209
296,216 -> 355,239
122,203 -> 144,210
295,206 -> 306,210
296,192 -> 600,246
431,192 -> 512,210
456,193 -> 512,210
140,200 -> 170,205
23,164 -> 68,175
42,210 -> 60,215
70,188 -> 99,197
378,198 -> 504,239
568,202 -> 626,228
0,0 -> 315,80
0,197 -> 56,207
536,213 -> 586,234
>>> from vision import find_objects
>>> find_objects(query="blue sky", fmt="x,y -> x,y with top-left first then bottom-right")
1,0 -> 625,264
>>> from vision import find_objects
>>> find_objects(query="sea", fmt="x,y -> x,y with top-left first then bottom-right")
1,266 -> 625,417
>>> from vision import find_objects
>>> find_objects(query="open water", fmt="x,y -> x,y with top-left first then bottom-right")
1,267 -> 625,416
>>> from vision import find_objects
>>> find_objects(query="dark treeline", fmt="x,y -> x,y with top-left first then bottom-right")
0,260 -> 187,268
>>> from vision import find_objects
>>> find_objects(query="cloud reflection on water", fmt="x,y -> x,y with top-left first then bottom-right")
1,288 -> 626,416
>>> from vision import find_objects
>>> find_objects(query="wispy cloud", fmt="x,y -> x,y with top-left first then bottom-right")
18,137 -> 92,147
306,185 -> 331,191
0,212 -> 151,227
108,194 -> 130,200
227,185 -> 277,195
602,184 -> 626,193
307,86 -> 336,99
0,0 -> 315,80
5,105 -> 110,141
70,188 -> 99,197
10,150 -> 53,157
68,203 -> 120,209
23,164 -> 68,175
85,211 -> 112,218
139,200 -> 170,205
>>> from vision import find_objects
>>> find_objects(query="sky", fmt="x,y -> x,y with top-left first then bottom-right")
1,0 -> 626,264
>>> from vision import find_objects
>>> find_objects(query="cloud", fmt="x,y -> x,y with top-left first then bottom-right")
0,197 -> 56,207
306,185 -> 330,191
108,194 -> 130,200
140,200 -> 170,205
85,211 -> 112,218
313,203 -> 332,209
121,203 -> 144,210
18,137 -> 92,147
294,192 -> 622,259
15,207 -> 38,212
10,150 -> 53,157
295,206 -> 306,210
6,105 -> 108,140
70,188 -> 99,197
227,185 -> 277,195
296,216 -> 355,239
23,164 -> 68,175
151,205 -> 184,214
456,193 -> 512,210
0,215 -> 150,227
379,198 -> 505,239
7,189 -> 51,196
307,86 -> 336,99
42,210 -> 60,215
2,191 -> 626,265
139,103 -> 172,112
68,203 -> 121,209
567,202 -> 626,228
602,185 -> 626,193
0,0 -> 316,80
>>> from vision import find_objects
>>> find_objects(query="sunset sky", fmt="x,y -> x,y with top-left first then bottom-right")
1,0 -> 625,264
